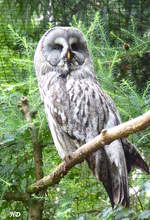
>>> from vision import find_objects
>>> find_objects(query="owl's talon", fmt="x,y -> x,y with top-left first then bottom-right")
62,155 -> 72,172
63,154 -> 73,163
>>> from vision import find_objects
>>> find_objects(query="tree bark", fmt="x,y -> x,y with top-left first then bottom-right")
3,191 -> 30,202
28,201 -> 44,220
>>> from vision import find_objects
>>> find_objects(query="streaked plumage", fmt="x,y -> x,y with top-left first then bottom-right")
34,27 -> 149,207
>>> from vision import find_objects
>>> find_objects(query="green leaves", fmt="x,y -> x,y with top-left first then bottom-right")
138,210 -> 150,220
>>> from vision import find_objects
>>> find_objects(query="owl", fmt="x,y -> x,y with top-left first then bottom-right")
34,27 -> 149,207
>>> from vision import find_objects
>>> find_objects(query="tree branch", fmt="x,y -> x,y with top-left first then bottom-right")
27,110 -> 150,194
3,192 -> 30,202
21,96 -> 43,180
21,96 -> 44,219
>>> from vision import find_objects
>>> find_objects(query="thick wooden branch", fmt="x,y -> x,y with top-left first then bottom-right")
3,192 -> 30,202
27,110 -> 150,194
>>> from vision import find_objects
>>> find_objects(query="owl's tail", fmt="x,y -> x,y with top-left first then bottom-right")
86,140 -> 149,208
86,148 -> 129,208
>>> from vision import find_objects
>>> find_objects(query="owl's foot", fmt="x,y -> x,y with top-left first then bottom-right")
62,154 -> 73,172
63,154 -> 73,164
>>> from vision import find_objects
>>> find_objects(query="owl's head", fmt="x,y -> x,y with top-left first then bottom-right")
34,27 -> 92,77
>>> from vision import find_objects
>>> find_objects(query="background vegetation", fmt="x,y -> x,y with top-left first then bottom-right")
0,0 -> 150,219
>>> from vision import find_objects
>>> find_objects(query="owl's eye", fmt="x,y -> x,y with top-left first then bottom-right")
71,43 -> 79,51
53,44 -> 63,51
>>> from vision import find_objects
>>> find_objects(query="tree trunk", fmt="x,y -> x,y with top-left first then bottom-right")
21,97 -> 44,220
28,201 -> 43,220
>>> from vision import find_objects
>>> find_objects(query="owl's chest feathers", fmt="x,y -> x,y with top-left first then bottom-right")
46,76 -> 107,142
50,78 -> 87,121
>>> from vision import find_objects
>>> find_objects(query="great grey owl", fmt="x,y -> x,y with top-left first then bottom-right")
34,27 -> 149,207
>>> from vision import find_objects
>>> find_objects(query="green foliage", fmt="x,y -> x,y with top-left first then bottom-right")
0,5 -> 150,220
111,22 -> 150,90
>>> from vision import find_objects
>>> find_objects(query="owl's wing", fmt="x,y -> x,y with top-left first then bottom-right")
105,94 -> 149,174
98,96 -> 129,207
99,93 -> 149,206
84,93 -> 147,207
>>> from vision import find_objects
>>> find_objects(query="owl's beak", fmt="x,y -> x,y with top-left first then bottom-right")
66,50 -> 71,61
